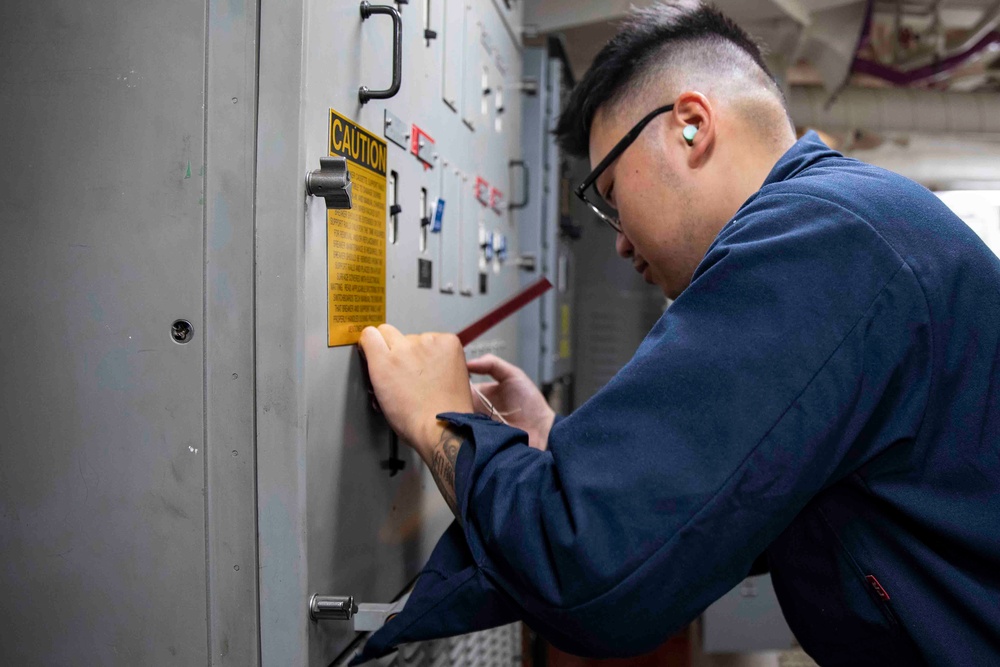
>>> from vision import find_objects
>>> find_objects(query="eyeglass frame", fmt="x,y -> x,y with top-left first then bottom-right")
573,103 -> 676,233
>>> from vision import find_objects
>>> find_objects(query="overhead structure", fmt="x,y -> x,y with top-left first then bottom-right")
524,0 -> 1000,140
790,85 -> 1000,133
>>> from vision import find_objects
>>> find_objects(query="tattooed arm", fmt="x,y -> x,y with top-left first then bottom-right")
355,325 -> 476,519
425,423 -> 464,519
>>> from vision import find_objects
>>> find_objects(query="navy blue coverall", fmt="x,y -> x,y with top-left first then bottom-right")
355,133 -> 1000,666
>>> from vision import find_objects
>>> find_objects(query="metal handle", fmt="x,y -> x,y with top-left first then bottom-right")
508,160 -> 530,210
359,2 -> 403,104
310,592 -> 411,631
380,431 -> 406,476
310,595 -> 357,621
306,157 -> 353,210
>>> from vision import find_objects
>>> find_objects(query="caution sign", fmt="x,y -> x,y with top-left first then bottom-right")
327,109 -> 388,346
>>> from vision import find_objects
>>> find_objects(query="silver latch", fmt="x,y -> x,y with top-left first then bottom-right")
309,595 -> 357,621
515,254 -> 537,272
306,156 -> 353,210
309,592 -> 411,632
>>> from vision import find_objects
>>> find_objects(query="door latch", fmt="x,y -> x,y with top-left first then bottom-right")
306,156 -> 353,210
309,592 -> 411,632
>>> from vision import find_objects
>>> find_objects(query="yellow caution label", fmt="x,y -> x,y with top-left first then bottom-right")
327,109 -> 387,347
559,304 -> 572,359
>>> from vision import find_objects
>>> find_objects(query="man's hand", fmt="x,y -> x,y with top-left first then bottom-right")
467,354 -> 555,451
358,324 -> 474,455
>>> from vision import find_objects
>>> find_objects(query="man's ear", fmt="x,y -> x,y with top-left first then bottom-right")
673,91 -> 714,168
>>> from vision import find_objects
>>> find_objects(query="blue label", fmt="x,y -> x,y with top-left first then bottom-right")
485,232 -> 495,260
431,199 -> 445,233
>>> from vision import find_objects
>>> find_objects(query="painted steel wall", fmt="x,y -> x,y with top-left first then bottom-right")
0,0 -> 259,664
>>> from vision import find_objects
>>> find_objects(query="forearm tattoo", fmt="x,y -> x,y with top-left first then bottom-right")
429,427 -> 463,519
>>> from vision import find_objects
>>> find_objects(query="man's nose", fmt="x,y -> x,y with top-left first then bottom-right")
615,231 -> 634,259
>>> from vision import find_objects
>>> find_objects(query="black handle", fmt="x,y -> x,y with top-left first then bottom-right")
359,2 -> 403,104
380,432 -> 406,476
508,160 -> 530,210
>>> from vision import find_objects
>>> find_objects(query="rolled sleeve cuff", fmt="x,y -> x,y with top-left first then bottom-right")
436,412 -> 530,555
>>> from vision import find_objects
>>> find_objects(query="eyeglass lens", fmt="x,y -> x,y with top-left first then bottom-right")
584,183 -> 620,229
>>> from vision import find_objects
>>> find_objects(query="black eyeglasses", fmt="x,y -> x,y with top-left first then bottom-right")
574,104 -> 675,233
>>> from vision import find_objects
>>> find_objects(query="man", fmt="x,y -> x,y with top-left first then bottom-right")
356,2 -> 1000,665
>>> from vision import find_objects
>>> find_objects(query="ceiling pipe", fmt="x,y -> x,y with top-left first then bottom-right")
949,0 -> 1000,54
872,0 -> 942,18
896,0 -> 1000,67
852,0 -> 1000,85
853,32 -> 1000,84
789,85 -> 1000,134
797,0 -> 873,94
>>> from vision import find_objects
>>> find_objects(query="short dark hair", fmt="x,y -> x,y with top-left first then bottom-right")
554,2 -> 784,158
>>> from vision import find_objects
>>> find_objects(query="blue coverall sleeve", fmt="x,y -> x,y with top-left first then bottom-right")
442,193 -> 932,657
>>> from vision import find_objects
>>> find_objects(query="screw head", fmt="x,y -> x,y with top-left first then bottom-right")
171,320 -> 194,344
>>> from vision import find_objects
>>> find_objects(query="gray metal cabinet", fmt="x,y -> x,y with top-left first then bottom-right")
257,0 -> 527,663
2,0 -> 529,665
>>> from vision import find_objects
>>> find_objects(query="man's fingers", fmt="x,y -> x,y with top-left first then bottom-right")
467,354 -> 522,382
358,326 -> 390,358
377,323 -> 406,349
357,328 -> 388,413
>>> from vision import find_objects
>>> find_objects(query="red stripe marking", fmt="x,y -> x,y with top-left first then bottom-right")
457,277 -> 553,347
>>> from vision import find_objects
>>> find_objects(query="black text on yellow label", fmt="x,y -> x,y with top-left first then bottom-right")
329,109 -> 387,177
326,109 -> 388,347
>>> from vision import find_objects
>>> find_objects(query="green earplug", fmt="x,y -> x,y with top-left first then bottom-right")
683,125 -> 698,145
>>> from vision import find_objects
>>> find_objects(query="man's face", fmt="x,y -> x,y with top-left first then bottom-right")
587,106 -> 711,300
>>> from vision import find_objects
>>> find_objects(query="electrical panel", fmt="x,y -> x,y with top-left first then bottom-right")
1,0 -> 536,665
517,44 -> 576,387
260,0 -> 530,663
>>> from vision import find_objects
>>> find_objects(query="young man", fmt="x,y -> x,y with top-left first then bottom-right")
356,2 -> 1000,664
